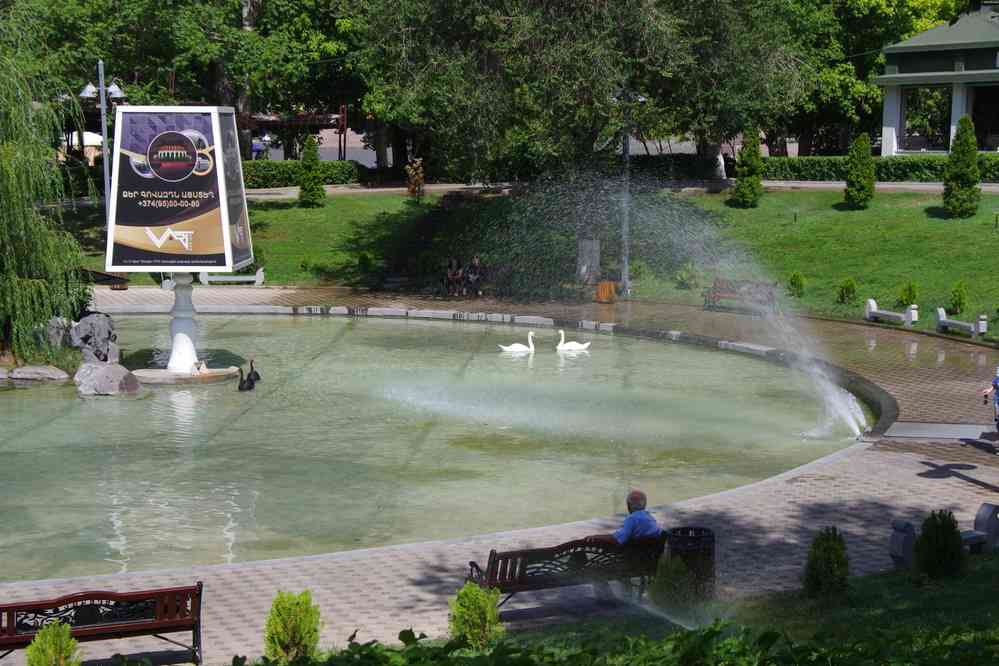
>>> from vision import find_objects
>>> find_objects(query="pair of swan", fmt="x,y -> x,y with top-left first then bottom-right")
498,330 -> 591,353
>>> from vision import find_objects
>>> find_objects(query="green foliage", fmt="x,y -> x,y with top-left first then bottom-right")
0,20 -> 91,359
844,133 -> 874,209
649,555 -> 697,610
944,115 -> 981,218
25,622 -> 80,666
915,510 -> 966,580
404,158 -> 425,202
948,281 -> 968,316
787,271 -> 805,298
242,161 -> 362,189
836,277 -> 858,305
673,260 -> 699,290
803,526 -> 849,599
758,154 -> 999,183
896,281 -> 919,308
447,582 -> 504,649
263,590 -> 321,665
297,136 -> 326,208
731,129 -> 764,208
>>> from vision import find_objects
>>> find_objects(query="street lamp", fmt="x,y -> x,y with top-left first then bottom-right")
617,91 -> 646,298
79,61 -> 125,224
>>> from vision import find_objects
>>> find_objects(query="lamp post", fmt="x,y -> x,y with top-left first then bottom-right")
621,89 -> 631,298
79,61 -> 125,224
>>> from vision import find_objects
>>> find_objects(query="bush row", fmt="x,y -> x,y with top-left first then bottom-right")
59,159 -> 364,196
629,153 -> 999,182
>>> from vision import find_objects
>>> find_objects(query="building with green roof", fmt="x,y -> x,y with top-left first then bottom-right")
876,2 -> 999,155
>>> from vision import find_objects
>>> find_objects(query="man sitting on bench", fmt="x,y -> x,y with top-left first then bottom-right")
584,489 -> 663,600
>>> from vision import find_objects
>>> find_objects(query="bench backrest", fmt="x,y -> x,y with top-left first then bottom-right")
710,279 -> 775,303
484,534 -> 667,589
0,583 -> 202,647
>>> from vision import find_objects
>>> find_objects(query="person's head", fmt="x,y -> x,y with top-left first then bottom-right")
472,255 -> 481,265
626,490 -> 647,513
447,258 -> 457,269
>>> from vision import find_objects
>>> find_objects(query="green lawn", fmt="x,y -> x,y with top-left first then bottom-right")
692,190 -> 999,334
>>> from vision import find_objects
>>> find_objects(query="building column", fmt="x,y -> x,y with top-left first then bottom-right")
881,85 -> 901,156
950,82 -> 968,147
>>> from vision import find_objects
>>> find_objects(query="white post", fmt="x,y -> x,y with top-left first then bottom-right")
950,82 -> 968,147
166,273 -> 199,373
881,86 -> 901,156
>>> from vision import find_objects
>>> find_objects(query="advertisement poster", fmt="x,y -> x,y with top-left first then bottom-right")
106,106 -> 252,272
218,110 -> 254,270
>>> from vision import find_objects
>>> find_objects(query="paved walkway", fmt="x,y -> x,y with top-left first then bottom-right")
4,288 -> 999,664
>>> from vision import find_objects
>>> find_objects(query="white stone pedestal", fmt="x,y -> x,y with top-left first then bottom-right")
166,273 -> 199,373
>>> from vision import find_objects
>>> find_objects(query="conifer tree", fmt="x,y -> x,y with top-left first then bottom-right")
943,115 -> 980,218
844,133 -> 875,209
731,128 -> 763,208
297,135 -> 326,208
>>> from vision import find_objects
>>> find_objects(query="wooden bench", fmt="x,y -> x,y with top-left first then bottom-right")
935,307 -> 987,337
0,583 -> 203,664
466,533 -> 667,607
198,268 -> 265,286
864,298 -> 917,327
702,278 -> 777,312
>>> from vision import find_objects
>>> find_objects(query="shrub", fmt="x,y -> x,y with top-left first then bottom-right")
297,136 -> 326,208
673,260 -> 699,290
948,281 -> 968,316
242,160 -> 361,189
836,277 -> 858,305
943,115 -> 981,218
650,555 -> 697,610
26,622 -> 80,666
844,134 -> 875,209
263,590 -> 321,664
787,271 -> 805,298
895,281 -> 919,308
404,158 -> 425,201
447,582 -> 504,649
731,129 -> 764,208
914,510 -> 965,579
802,526 -> 849,599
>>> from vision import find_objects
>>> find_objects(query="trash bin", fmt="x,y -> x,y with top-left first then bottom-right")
667,526 -> 715,599
595,280 -> 617,304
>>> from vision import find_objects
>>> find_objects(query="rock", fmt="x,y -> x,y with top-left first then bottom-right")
46,317 -> 74,349
74,363 -> 140,396
11,365 -> 70,381
70,312 -> 118,363
0,368 -> 8,380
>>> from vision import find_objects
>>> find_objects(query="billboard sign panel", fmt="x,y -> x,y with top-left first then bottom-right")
106,106 -> 254,272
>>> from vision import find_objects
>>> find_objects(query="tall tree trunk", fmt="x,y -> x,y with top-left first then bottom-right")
798,128 -> 814,156
390,126 -> 409,177
373,121 -> 389,176
236,0 -> 259,160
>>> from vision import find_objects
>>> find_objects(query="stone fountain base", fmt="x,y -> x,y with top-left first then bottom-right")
133,367 -> 239,385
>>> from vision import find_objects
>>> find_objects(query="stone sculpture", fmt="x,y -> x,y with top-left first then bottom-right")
70,312 -> 120,364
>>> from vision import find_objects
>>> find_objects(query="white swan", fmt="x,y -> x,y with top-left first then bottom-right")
556,329 -> 591,351
499,331 -> 535,353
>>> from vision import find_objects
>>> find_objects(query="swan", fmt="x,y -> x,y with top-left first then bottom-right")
248,359 -> 261,383
499,331 -> 535,353
237,367 -> 256,392
556,329 -> 591,351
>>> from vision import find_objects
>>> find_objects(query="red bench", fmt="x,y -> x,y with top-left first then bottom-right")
467,534 -> 667,606
0,583 -> 203,663
703,278 -> 777,311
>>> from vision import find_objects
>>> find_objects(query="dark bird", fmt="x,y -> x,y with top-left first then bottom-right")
237,367 -> 255,392
248,359 -> 261,383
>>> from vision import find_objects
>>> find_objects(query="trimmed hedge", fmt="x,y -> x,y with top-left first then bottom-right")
243,159 -> 363,188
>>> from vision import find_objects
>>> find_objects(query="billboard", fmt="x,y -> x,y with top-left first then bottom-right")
105,106 -> 254,272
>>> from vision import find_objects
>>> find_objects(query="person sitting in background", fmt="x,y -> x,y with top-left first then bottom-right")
445,258 -> 464,296
585,489 -> 662,545
465,255 -> 485,297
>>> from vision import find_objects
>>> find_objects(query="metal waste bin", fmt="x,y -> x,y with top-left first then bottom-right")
667,526 -> 715,599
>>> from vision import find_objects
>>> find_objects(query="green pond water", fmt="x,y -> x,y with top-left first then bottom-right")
0,316 -> 857,582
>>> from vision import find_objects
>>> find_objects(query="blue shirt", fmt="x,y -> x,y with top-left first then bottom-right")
993,378 -> 999,404
613,510 -> 662,544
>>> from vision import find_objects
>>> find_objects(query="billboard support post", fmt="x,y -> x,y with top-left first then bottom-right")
166,273 -> 198,373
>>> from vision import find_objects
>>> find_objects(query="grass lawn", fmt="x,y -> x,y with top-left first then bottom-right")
67,193 -> 435,287
692,190 -> 999,335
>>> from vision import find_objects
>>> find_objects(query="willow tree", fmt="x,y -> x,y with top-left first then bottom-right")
0,19 -> 90,359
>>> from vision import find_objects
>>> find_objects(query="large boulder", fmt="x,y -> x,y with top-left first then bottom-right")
0,368 -> 8,380
70,312 -> 119,364
11,365 -> 70,381
74,363 -> 140,396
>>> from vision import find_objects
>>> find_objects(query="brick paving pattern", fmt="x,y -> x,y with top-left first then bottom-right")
2,288 -> 997,664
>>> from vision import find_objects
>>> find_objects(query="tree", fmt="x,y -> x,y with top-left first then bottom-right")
731,129 -> 764,208
0,5 -> 90,359
297,134 -> 326,207
943,115 -> 980,218
844,133 -> 875,209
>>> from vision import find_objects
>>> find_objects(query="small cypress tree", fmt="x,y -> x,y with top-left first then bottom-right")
297,135 -> 326,208
731,128 -> 764,208
844,133 -> 875,209
943,115 -> 980,218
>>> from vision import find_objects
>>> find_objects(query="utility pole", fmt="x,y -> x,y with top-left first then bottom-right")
97,60 -> 111,223
620,88 -> 631,298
